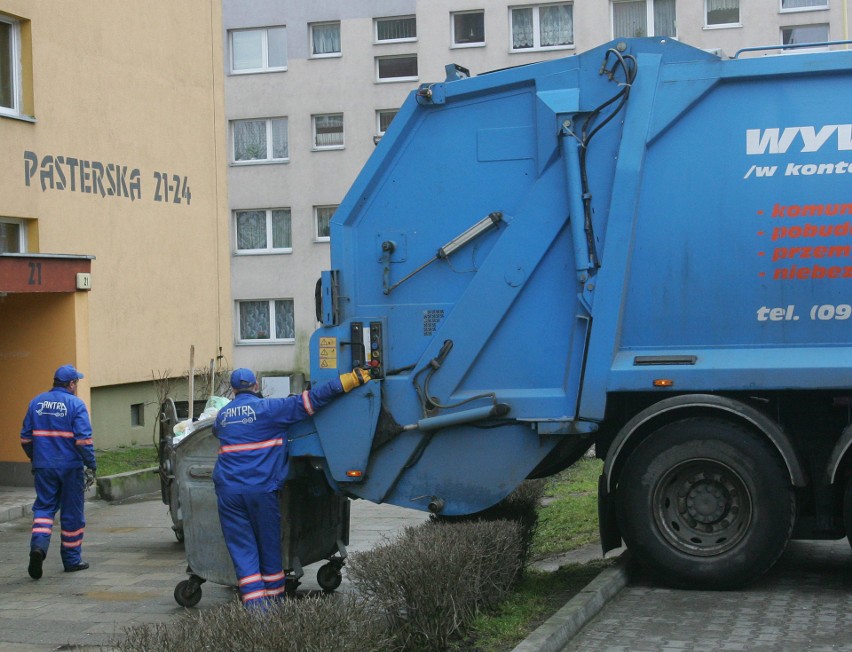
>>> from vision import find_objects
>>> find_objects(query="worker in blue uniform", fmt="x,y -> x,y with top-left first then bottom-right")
21,364 -> 97,579
213,366 -> 370,606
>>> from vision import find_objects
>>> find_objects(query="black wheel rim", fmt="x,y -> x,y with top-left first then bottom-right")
652,458 -> 752,557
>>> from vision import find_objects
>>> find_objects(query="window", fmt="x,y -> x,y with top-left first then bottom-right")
130,403 -> 145,428
781,0 -> 828,10
235,209 -> 292,252
375,16 -> 416,42
782,23 -> 829,45
510,4 -> 573,51
706,0 -> 739,26
0,16 -> 20,115
313,114 -> 344,149
0,218 -> 25,253
314,205 -> 337,241
232,118 -> 288,163
452,11 -> 486,47
377,109 -> 398,135
376,55 -> 418,82
238,299 -> 295,342
230,27 -> 287,73
612,0 -> 676,38
310,21 -> 341,57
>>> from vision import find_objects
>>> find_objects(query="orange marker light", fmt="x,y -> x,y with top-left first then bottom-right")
653,379 -> 674,387
346,470 -> 363,478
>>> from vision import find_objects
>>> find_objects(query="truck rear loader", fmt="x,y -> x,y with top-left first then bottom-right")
292,37 -> 852,589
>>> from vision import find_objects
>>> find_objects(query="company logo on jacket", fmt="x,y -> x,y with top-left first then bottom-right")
218,405 -> 257,426
36,401 -> 68,418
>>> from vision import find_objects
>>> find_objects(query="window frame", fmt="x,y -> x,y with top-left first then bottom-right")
781,23 -> 830,47
375,54 -> 418,82
451,10 -> 486,48
229,26 -> 288,74
374,15 -> 417,44
234,208 -> 293,255
611,0 -> 677,39
314,205 -> 337,242
312,113 -> 345,151
231,117 -> 289,165
704,0 -> 741,28
0,217 -> 26,253
0,15 -> 21,117
309,21 -> 342,59
376,109 -> 399,136
236,299 -> 296,344
509,3 -> 574,53
780,0 -> 829,13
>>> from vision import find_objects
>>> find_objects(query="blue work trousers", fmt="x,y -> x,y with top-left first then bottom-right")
31,467 -> 85,568
217,491 -> 286,604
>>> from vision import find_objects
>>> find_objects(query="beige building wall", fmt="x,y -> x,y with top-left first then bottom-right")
0,0 -> 232,480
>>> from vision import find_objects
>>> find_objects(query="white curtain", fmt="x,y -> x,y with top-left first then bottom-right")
782,0 -> 824,7
232,30 -> 263,70
271,209 -> 291,249
613,1 -> 647,38
541,5 -> 574,46
706,0 -> 739,25
315,114 -> 344,147
511,8 -> 534,49
234,120 -> 267,161
236,210 -> 266,249
240,301 -> 270,340
654,0 -> 677,36
274,300 -> 295,339
313,23 -> 340,54
270,118 -> 288,159
377,17 -> 415,41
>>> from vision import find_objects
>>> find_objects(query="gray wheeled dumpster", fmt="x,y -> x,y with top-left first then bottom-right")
161,409 -> 350,607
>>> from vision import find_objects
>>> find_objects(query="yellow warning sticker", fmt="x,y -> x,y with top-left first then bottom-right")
319,337 -> 336,347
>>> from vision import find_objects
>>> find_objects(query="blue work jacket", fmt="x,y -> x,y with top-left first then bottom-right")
21,386 -> 96,470
212,379 -> 344,495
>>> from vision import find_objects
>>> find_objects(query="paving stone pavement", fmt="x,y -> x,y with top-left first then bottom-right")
562,539 -> 852,652
0,491 -> 429,651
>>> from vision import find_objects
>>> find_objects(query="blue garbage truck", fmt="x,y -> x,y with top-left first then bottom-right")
294,37 -> 852,589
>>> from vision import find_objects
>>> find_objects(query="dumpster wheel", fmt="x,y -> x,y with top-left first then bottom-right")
174,577 -> 203,607
317,560 -> 343,592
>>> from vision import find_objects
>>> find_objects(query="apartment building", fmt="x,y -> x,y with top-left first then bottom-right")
0,1 -> 231,484
222,0 -> 848,383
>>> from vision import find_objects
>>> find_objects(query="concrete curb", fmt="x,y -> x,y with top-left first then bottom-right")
95,466 -> 160,502
511,553 -> 632,652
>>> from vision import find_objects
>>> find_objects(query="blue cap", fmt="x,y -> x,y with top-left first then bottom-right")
54,364 -> 84,383
230,368 -> 257,390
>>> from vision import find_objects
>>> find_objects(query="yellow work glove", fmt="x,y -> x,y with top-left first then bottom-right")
340,367 -> 371,393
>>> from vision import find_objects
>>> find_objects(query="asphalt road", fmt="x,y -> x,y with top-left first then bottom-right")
562,538 -> 852,652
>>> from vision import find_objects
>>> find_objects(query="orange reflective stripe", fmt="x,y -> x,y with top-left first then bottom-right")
262,571 -> 285,582
238,573 -> 262,587
266,586 -> 286,597
219,438 -> 283,454
33,430 -> 74,438
62,540 -> 82,548
62,528 -> 85,537
76,438 -> 93,446
33,517 -> 54,525
32,527 -> 52,535
301,391 -> 315,416
241,590 -> 266,602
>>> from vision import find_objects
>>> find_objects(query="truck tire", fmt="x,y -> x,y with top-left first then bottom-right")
843,477 -> 852,551
616,417 -> 795,589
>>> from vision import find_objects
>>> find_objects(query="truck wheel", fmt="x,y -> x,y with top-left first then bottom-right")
616,417 -> 794,589
843,477 -> 852,550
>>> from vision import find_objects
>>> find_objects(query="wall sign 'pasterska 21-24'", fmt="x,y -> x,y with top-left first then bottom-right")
22,150 -> 191,205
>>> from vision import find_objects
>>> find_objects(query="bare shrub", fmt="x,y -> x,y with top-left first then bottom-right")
116,593 -> 396,652
431,479 -> 546,567
347,519 -> 524,650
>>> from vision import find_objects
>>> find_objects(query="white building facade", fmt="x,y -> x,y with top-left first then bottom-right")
221,0 -> 849,381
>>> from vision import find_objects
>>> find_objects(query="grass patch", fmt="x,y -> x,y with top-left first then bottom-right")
532,456 -> 602,558
96,446 -> 158,476
453,560 -> 612,652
